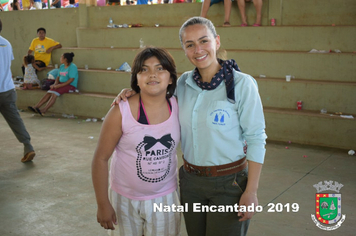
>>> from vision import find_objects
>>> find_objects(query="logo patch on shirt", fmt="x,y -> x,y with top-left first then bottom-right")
35,44 -> 46,53
60,71 -> 68,76
136,134 -> 175,183
209,109 -> 231,126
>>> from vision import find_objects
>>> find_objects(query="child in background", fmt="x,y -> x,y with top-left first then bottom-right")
23,54 -> 45,90
92,47 -> 181,236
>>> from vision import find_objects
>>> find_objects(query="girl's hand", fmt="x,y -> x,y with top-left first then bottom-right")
50,84 -> 57,89
111,88 -> 136,106
237,191 -> 258,221
97,203 -> 117,230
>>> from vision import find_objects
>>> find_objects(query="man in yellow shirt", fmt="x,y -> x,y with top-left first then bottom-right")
23,27 -> 62,74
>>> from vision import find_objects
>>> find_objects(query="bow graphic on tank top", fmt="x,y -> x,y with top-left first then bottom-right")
143,134 -> 173,151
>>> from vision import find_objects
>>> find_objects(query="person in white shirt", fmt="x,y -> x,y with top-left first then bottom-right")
0,19 -> 36,163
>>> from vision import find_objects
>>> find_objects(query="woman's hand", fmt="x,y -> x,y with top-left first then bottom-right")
97,203 -> 117,230
237,191 -> 258,221
111,88 -> 136,106
50,84 -> 61,89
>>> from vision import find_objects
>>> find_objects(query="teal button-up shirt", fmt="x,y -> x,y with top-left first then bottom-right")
176,69 -> 267,166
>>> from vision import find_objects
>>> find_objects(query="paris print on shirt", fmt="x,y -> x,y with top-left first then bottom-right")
136,134 -> 175,183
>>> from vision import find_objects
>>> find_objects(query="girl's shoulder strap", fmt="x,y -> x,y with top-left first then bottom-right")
169,96 -> 178,106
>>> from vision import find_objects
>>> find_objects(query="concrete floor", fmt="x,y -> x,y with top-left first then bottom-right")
0,111 -> 355,236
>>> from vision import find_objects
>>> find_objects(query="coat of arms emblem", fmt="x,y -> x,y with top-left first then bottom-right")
311,181 -> 346,231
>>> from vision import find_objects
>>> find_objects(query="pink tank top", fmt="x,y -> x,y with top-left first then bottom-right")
110,96 -> 180,200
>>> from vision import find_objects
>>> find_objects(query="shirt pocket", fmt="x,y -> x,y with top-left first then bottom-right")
206,101 -> 238,131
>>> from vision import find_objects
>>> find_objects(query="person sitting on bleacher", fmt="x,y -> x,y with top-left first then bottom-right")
28,52 -> 78,116
107,0 -> 120,5
11,0 -> 22,10
23,27 -> 62,75
237,0 -> 263,26
136,0 -> 152,5
51,0 -> 62,8
65,0 -> 77,8
200,0 -> 233,27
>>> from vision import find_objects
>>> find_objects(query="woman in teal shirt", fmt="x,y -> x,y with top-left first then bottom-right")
28,52 -> 78,116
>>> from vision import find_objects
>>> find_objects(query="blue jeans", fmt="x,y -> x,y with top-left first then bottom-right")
179,166 -> 250,236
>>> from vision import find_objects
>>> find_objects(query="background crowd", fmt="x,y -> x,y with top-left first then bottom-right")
1,0 -> 263,28
1,0 -> 261,10
0,0 -> 78,10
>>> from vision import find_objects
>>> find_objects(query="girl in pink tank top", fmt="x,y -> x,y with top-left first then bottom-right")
92,47 -> 181,235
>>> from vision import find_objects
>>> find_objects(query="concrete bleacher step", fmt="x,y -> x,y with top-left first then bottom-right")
257,77 -> 356,115
7,0 -> 355,149
15,88 -> 355,150
16,89 -> 115,119
85,1 -> 356,28
276,0 -> 356,26
86,2 -> 270,28
52,48 -> 355,82
77,69 -> 131,94
35,68 -> 356,114
77,26 -> 356,52
219,50 -> 356,82
37,68 -> 356,116
4,0 -> 356,76
264,108 -> 356,150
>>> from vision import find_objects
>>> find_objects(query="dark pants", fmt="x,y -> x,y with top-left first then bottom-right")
53,1 -> 61,8
179,166 -> 250,236
22,60 -> 46,76
0,89 -> 33,155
